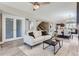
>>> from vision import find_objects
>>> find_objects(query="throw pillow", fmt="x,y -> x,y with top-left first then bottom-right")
29,32 -> 35,38
33,31 -> 40,38
42,31 -> 48,36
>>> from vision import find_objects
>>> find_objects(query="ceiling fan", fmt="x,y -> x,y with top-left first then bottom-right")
30,2 -> 50,11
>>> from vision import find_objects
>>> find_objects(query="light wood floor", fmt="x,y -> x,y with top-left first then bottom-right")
0,34 -> 79,56
0,39 -> 26,56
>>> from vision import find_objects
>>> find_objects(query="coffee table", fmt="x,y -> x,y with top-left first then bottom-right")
43,38 -> 63,55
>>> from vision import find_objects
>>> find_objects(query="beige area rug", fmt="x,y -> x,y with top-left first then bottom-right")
19,37 -> 78,56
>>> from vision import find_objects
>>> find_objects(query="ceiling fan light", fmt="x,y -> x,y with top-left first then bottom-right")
33,5 -> 39,9
33,2 -> 40,11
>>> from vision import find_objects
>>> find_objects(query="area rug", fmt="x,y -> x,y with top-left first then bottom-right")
19,36 -> 78,56
18,42 -> 71,56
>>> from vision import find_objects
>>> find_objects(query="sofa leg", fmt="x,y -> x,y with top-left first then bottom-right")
31,46 -> 32,49
43,42 -> 44,49
0,44 -> 3,48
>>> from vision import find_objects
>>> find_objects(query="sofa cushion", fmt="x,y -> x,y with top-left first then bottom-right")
28,32 -> 35,38
33,36 -> 44,43
38,31 -> 42,36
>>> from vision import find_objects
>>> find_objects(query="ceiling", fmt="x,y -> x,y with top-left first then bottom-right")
0,2 -> 77,23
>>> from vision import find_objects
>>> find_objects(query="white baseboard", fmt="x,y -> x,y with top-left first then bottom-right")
3,37 -> 24,42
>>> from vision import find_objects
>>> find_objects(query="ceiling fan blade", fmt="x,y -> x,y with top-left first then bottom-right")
30,2 -> 50,5
39,2 -> 50,5
29,2 -> 50,11
30,2 -> 38,4
39,2 -> 50,8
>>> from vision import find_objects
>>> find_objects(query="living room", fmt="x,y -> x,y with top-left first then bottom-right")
0,2 -> 78,56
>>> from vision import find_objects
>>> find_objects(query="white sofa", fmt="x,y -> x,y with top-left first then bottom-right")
24,31 -> 51,48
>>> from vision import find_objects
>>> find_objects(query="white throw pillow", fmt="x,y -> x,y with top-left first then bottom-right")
33,31 -> 41,38
39,31 -> 42,36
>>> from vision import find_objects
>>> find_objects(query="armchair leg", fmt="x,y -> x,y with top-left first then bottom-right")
54,46 -> 56,55
59,42 -> 61,48
43,42 -> 44,49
